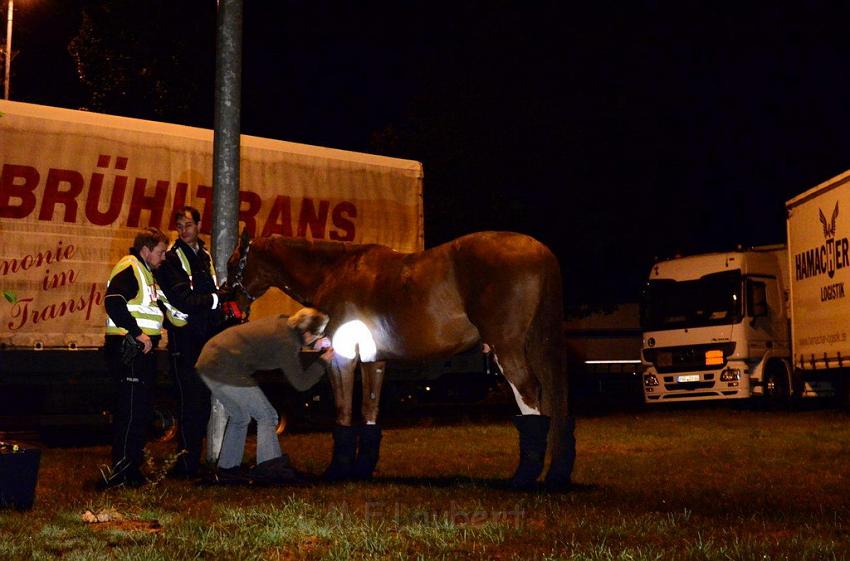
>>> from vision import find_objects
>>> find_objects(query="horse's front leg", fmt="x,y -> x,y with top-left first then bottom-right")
353,361 -> 386,480
327,355 -> 356,426
324,355 -> 358,481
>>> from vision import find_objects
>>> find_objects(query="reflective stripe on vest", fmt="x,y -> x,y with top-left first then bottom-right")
105,255 -> 164,336
175,246 -> 219,289
161,292 -> 189,327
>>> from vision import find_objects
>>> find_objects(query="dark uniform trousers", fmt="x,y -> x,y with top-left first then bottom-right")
104,334 -> 159,475
168,326 -> 212,473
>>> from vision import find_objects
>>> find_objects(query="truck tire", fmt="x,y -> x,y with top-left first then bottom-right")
763,364 -> 790,409
276,411 -> 288,435
150,408 -> 178,442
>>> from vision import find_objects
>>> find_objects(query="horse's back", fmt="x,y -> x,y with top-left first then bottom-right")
449,231 -> 560,286
442,232 -> 562,337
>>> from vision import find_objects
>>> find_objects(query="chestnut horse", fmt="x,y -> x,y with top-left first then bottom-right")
226,230 -> 575,490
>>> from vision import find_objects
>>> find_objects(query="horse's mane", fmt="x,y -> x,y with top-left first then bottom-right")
255,235 -> 390,265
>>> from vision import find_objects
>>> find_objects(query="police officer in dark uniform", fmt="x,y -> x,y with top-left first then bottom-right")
154,206 -> 242,477
102,227 -> 188,489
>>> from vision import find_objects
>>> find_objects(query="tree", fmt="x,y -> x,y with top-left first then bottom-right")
68,0 -> 215,125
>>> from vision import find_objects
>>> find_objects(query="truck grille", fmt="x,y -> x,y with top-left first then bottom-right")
663,381 -> 715,391
643,342 -> 736,373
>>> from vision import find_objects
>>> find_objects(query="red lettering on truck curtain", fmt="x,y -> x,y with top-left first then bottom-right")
262,196 -> 294,237
127,178 -> 169,228
239,190 -> 262,237
0,164 -> 39,219
330,201 -> 357,241
38,168 -> 85,223
85,170 -> 127,226
297,198 -> 330,238
167,182 -> 189,230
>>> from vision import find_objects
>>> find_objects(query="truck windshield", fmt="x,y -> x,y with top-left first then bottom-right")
641,270 -> 743,330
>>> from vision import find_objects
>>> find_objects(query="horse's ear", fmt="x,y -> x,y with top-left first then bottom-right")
240,228 -> 252,249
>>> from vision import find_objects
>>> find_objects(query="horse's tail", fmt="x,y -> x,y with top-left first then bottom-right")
527,248 -> 572,486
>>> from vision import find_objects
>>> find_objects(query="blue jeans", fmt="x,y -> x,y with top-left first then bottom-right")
200,376 -> 282,469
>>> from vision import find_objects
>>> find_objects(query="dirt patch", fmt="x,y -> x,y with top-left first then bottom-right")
81,508 -> 163,534
87,519 -> 163,533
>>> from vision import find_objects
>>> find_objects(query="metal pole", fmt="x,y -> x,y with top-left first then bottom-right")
4,0 -> 12,100
207,0 -> 243,464
211,0 -> 242,281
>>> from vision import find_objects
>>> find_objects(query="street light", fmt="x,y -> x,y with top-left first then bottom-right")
3,0 -> 13,100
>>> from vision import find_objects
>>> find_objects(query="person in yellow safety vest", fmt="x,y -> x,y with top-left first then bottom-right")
154,206 -> 243,479
99,227 -> 187,490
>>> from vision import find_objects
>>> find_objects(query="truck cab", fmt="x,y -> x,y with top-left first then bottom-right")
640,247 -> 791,403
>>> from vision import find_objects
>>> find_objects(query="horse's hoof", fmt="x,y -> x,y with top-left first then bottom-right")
543,477 -> 573,493
352,424 -> 382,480
324,425 -> 358,482
322,466 -> 353,482
509,477 -> 542,492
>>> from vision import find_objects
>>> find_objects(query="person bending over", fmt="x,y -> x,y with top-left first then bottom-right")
196,308 -> 334,483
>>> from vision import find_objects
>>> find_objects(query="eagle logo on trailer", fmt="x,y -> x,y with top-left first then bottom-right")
819,203 -> 839,240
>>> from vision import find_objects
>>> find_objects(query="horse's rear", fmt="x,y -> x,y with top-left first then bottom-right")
450,232 -> 574,489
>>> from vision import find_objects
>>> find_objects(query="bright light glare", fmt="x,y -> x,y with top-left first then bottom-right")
332,320 -> 377,361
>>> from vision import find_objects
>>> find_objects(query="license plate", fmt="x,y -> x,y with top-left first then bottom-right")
677,374 -> 700,383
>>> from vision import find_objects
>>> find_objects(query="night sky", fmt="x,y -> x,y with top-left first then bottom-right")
8,1 -> 850,309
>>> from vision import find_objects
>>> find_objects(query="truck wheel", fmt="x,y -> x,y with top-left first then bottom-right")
150,409 -> 178,442
763,366 -> 790,409
276,412 -> 288,435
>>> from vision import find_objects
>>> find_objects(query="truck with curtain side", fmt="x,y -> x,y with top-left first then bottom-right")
641,168 -> 850,406
0,99 -> 426,435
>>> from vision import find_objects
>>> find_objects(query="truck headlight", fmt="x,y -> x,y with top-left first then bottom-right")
720,368 -> 741,382
644,374 -> 659,387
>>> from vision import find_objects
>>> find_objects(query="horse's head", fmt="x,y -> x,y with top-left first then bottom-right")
221,229 -> 264,317
224,233 -> 345,315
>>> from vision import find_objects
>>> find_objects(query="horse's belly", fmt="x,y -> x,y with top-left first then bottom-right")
372,318 -> 480,361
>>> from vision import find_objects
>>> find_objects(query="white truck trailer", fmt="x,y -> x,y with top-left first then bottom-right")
641,169 -> 850,405
0,100 -> 424,431
786,169 -> 850,406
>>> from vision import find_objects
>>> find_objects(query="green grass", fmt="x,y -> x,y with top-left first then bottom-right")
1,406 -> 849,560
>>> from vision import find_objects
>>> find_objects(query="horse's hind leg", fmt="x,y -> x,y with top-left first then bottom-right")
324,356 -> 358,481
353,361 -> 386,480
493,349 -> 549,490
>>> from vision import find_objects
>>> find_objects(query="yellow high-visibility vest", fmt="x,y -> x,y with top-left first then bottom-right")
174,245 -> 218,289
105,254 -> 188,336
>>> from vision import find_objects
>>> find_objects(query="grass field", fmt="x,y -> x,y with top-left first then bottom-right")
1,405 -> 849,560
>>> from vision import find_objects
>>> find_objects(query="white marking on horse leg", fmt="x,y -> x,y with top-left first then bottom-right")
495,354 -> 542,415
332,320 -> 378,362
507,379 -> 542,415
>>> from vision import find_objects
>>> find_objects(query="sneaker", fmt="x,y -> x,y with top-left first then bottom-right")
250,456 -> 313,486
167,464 -> 211,480
210,466 -> 251,485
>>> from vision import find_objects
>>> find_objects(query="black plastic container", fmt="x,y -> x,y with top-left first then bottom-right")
0,443 -> 41,510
